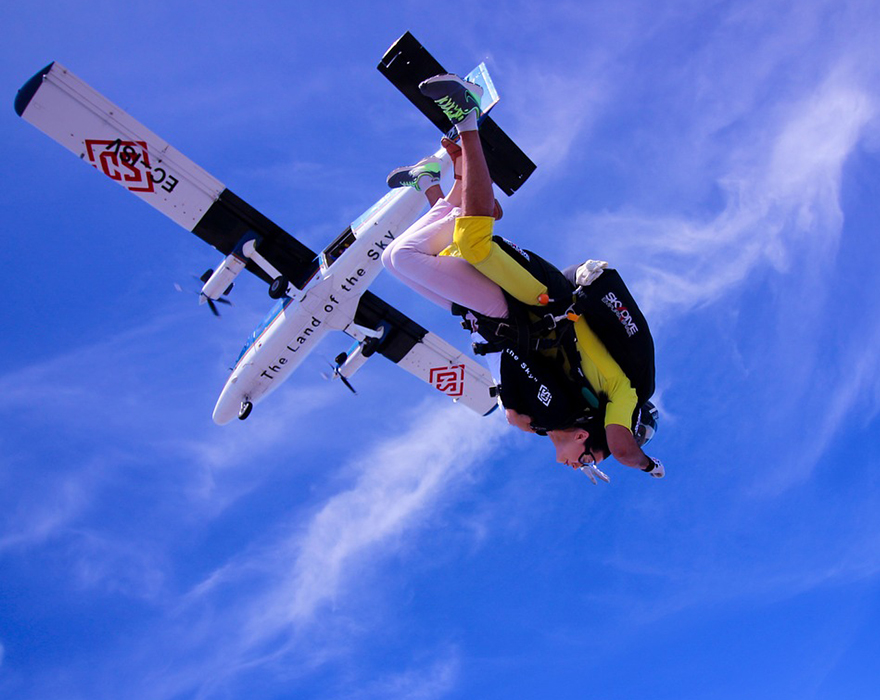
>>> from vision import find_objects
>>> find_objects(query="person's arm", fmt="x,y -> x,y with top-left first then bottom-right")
605,424 -> 650,469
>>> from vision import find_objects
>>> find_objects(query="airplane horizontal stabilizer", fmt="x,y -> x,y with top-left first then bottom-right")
378,32 -> 537,196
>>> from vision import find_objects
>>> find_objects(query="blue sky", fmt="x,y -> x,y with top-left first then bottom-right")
3,1 -> 880,698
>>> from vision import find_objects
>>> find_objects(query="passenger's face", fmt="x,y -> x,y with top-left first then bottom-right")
548,428 -> 595,467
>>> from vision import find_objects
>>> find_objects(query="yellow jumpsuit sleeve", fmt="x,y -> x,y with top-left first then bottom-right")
449,216 -> 548,305
573,319 -> 639,431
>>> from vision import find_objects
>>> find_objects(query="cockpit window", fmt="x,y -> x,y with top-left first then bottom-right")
321,227 -> 357,269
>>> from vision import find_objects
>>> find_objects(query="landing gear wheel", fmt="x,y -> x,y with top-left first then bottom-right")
238,400 -> 253,420
361,335 -> 382,358
268,275 -> 289,299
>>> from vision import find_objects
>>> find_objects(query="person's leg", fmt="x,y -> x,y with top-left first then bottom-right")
423,184 -> 444,208
393,248 -> 509,317
382,197 -> 508,317
418,75 -> 495,217
442,134 -> 505,219
383,147 -> 459,285
384,79 -> 509,316
382,198 -> 459,309
441,136 -> 463,208
458,129 -> 495,218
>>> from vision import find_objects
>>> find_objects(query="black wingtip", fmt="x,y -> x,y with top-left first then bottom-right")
15,63 -> 54,117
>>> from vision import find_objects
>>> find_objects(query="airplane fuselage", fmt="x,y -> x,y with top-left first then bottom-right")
212,185 -> 424,424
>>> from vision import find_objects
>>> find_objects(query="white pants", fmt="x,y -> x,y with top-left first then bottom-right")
382,198 -> 509,318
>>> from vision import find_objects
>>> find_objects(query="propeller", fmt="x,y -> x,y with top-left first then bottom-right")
174,278 -> 233,317
203,294 -> 232,317
320,355 -> 357,395
337,373 -> 357,395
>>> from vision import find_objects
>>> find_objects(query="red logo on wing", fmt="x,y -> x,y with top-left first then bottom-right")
85,139 -> 155,193
430,364 -> 465,397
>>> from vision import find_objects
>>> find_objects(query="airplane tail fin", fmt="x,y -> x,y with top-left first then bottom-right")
378,32 -> 536,196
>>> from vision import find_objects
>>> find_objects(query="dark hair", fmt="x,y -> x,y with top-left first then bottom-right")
580,415 -> 609,461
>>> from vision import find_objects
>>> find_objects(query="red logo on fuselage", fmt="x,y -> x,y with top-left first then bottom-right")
85,139 -> 155,193
430,365 -> 465,397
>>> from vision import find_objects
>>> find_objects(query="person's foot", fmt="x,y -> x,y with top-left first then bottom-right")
419,74 -> 482,129
386,155 -> 442,191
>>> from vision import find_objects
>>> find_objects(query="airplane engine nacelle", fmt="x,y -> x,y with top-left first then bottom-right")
200,253 -> 247,301
337,324 -> 386,379
336,342 -> 371,379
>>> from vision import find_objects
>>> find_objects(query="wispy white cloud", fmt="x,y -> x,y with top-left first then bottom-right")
512,69 -> 609,174
211,404 -> 504,645
0,303 -> 344,514
66,529 -> 168,600
345,651 -> 460,700
566,69 -> 876,324
563,459 -> 880,652
0,459 -> 91,553
764,312 -> 880,492
1,309 -> 507,697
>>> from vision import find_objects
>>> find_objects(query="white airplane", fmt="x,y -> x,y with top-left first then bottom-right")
15,33 -> 535,425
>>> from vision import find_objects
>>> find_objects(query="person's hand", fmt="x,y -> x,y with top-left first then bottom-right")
505,409 -> 535,433
644,457 -> 665,478
579,463 -> 610,485
575,260 -> 608,287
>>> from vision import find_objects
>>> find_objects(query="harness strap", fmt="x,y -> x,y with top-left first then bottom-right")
465,309 -> 577,355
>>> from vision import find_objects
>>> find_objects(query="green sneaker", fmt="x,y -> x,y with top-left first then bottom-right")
419,74 -> 483,125
386,155 -> 442,191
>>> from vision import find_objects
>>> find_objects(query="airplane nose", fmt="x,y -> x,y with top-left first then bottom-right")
212,406 -> 235,425
212,395 -> 239,425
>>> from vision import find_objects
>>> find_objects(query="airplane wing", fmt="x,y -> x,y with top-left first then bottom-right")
15,62 -> 318,290
378,31 -> 537,196
353,291 -> 498,415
